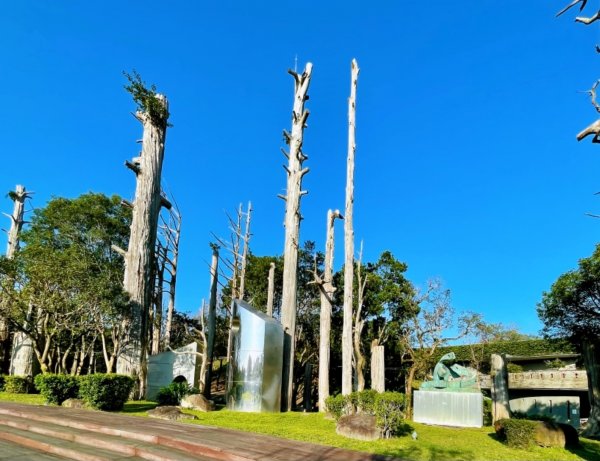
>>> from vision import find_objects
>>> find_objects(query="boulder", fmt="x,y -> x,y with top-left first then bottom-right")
180,394 -> 215,412
61,399 -> 86,409
336,414 -> 380,441
147,406 -> 197,421
534,422 -> 579,448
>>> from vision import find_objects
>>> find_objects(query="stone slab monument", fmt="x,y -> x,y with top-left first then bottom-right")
146,342 -> 200,401
413,352 -> 483,427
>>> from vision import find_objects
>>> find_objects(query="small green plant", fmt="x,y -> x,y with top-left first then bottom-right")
34,374 -> 79,405
4,375 -> 33,394
155,381 -> 199,406
544,358 -> 566,369
506,363 -> 524,373
123,70 -> 171,127
78,374 -> 134,411
374,392 -> 407,439
496,418 -> 537,448
352,389 -> 377,415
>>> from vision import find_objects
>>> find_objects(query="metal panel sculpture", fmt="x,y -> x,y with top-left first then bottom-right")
226,300 -> 283,412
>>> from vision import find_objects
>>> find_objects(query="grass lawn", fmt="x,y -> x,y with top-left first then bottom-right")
1,393 -> 599,460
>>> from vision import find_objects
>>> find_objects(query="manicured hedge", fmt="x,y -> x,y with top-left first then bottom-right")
325,390 -> 408,438
78,374 -> 134,411
34,374 -> 79,405
496,418 -> 537,448
155,381 -> 199,406
4,375 -> 33,394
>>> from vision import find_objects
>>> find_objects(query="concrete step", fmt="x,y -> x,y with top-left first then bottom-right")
0,414 -> 217,461
0,425 -> 144,461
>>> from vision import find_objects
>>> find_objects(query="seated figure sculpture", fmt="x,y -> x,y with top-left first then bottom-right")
420,352 -> 478,391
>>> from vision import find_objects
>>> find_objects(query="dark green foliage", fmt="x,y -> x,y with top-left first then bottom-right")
374,392 -> 407,439
34,374 -> 79,405
324,394 -> 351,420
506,363 -> 524,373
4,375 -> 33,394
123,70 -> 170,127
0,374 -> 4,391
78,374 -> 134,410
496,418 -> 537,448
155,381 -> 199,406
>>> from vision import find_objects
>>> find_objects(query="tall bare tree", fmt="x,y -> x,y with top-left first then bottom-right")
352,242 -> 368,391
342,59 -> 359,395
117,72 -> 171,399
3,185 -> 32,374
204,244 -> 219,398
160,202 -> 181,350
280,62 -> 312,411
266,262 -> 276,317
316,209 -> 342,411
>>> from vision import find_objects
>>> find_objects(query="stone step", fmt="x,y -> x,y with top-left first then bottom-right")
0,425 -> 144,461
0,414 -> 217,461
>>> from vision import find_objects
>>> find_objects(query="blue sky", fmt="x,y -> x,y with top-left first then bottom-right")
1,1 -> 599,336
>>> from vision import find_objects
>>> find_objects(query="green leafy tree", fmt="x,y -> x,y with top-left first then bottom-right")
538,244 -> 600,437
0,193 -> 131,374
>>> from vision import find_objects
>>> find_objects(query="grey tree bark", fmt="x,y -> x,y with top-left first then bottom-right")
352,242 -> 367,392
117,94 -> 169,399
491,353 -> 511,423
204,245 -> 219,399
342,59 -> 359,395
280,62 -> 312,411
162,205 -> 181,351
239,201 -> 252,301
4,185 -> 33,375
266,262 -> 275,317
318,209 -> 342,411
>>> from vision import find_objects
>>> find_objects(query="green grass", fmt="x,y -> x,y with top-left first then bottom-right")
1,392 -> 599,460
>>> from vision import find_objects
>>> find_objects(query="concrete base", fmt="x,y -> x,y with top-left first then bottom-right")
413,390 -> 483,428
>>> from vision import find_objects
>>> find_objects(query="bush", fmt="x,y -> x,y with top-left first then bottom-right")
374,392 -> 407,439
496,418 -> 537,448
507,363 -> 524,373
0,374 -> 4,392
155,381 -> 199,406
78,374 -> 134,411
352,389 -> 377,415
324,394 -> 353,420
483,397 -> 493,426
4,375 -> 33,394
34,374 -> 79,405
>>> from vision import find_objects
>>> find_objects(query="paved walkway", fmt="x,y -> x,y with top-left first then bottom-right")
0,402 -> 400,461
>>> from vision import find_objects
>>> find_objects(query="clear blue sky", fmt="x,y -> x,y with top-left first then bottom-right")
1,1 -> 599,336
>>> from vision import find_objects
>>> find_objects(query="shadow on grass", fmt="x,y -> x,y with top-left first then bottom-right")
567,439 -> 600,461
121,402 -> 158,413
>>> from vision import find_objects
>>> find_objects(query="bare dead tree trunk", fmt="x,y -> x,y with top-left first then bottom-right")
266,262 -> 275,317
117,94 -> 169,400
353,242 -> 367,392
581,340 -> 600,437
280,62 -> 312,411
318,209 -> 342,411
204,245 -> 219,399
370,340 -> 385,392
342,59 -> 359,395
162,204 -> 181,351
239,201 -> 252,301
151,245 -> 166,356
491,353 -> 511,423
4,186 -> 34,375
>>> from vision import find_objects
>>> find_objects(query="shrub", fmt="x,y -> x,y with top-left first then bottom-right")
34,374 -> 79,405
155,381 -> 199,406
374,392 -> 407,439
483,397 -> 493,426
4,375 -> 33,394
78,374 -> 134,411
352,389 -> 377,415
324,394 -> 353,420
0,374 -> 4,392
506,363 -> 524,373
496,418 -> 537,448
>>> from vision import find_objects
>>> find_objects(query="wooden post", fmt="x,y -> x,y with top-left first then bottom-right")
342,59 -> 359,395
491,353 -> 511,422
371,341 -> 385,392
266,262 -> 275,317
117,93 -> 169,399
318,209 -> 342,411
204,245 -> 219,399
280,62 -> 312,411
